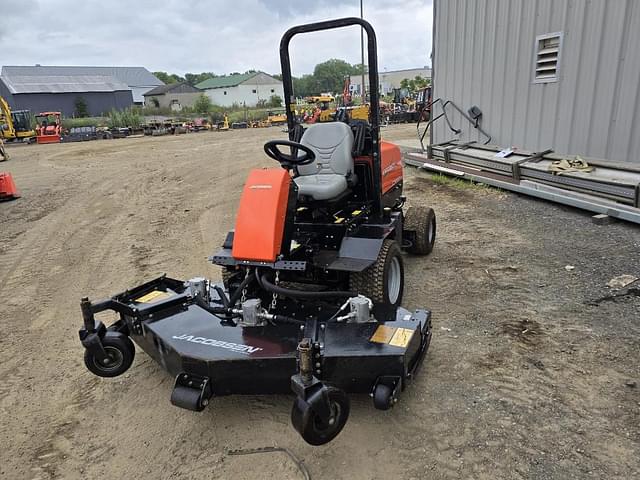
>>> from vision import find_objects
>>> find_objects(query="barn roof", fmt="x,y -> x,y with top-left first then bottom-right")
1,66 -> 163,101
195,72 -> 259,90
1,75 -> 130,94
143,82 -> 202,96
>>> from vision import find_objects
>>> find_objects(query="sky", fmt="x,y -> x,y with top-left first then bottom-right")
0,0 -> 432,77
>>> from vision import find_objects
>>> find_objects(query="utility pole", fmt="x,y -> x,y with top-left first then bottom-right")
360,0 -> 366,102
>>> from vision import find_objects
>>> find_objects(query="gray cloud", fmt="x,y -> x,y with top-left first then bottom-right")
2,0 -> 432,76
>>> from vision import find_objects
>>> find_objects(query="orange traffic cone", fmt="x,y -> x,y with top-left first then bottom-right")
0,172 -> 20,200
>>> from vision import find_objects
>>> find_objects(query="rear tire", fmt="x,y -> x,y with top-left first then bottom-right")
221,267 -> 238,290
349,240 -> 404,306
404,206 -> 436,255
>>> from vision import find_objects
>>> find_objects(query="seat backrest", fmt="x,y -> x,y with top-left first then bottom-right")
298,122 -> 354,177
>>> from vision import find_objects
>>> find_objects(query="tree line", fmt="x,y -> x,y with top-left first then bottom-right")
153,59 -> 364,97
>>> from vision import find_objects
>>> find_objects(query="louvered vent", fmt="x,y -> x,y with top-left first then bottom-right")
534,33 -> 562,83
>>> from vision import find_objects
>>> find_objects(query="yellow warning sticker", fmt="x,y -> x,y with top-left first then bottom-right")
351,209 -> 362,216
135,290 -> 172,304
334,217 -> 345,224
370,325 -> 397,344
389,328 -> 414,348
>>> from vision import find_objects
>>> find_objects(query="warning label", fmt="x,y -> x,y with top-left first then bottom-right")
134,290 -> 172,304
389,328 -> 414,348
370,325 -> 396,344
370,326 -> 414,348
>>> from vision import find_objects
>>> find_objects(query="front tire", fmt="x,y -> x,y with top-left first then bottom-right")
350,240 -> 404,306
291,387 -> 350,446
83,331 -> 135,378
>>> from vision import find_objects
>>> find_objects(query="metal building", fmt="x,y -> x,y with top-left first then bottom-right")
431,0 -> 640,165
0,74 -> 134,117
196,72 -> 284,108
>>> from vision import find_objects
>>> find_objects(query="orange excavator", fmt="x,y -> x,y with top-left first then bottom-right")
35,112 -> 62,144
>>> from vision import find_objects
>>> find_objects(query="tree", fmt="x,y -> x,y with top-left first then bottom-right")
293,74 -> 317,97
289,60 -> 364,97
185,72 -> 218,86
313,59 -> 359,94
74,96 -> 89,117
193,93 -> 213,114
267,95 -> 283,108
153,71 -> 185,84
399,75 -> 430,92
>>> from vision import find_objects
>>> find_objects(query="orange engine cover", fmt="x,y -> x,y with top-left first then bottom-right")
380,141 -> 403,193
232,168 -> 291,262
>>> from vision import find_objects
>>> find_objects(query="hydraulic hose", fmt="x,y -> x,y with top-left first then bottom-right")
259,272 -> 356,300
228,271 -> 255,306
213,285 -> 230,309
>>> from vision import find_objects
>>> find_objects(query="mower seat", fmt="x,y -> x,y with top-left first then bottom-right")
295,122 -> 355,201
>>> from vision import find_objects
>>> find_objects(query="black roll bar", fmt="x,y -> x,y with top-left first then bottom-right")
279,17 -> 383,215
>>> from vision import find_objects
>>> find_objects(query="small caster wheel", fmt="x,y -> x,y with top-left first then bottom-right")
291,387 -> 350,446
373,384 -> 394,410
171,385 -> 209,411
83,331 -> 135,378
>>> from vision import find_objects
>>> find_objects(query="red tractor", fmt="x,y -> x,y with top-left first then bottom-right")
35,112 -> 62,144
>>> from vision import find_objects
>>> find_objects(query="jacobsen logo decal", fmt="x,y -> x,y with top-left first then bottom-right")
382,163 -> 398,176
172,334 -> 262,354
249,184 -> 272,189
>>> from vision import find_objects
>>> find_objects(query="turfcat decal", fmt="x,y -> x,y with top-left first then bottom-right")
172,334 -> 263,355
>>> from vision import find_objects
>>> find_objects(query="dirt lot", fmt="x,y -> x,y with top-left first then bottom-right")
1,125 -> 638,480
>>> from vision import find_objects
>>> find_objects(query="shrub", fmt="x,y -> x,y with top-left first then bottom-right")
107,107 -> 143,129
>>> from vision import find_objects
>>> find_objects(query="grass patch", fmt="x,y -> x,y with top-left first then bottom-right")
428,173 -> 500,193
62,117 -> 108,129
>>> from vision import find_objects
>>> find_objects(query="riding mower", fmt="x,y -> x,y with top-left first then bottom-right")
77,18 -> 437,446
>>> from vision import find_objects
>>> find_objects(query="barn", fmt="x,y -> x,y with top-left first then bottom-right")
196,72 -> 284,107
143,82 -> 203,111
0,66 -> 163,116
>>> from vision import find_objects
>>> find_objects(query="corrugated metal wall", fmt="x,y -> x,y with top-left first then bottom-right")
8,91 -> 133,117
432,0 -> 640,164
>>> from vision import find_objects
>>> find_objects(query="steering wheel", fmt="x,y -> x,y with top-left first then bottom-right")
264,140 -> 315,169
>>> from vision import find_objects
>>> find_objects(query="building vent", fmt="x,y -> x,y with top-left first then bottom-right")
534,32 -> 562,83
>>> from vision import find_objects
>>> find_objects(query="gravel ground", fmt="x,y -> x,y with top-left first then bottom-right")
0,124 -> 638,479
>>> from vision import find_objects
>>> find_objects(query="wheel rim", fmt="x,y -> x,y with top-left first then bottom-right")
313,401 -> 342,433
94,346 -> 124,373
387,257 -> 401,304
427,217 -> 435,244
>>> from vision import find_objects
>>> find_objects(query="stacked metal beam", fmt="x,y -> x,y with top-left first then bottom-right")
405,142 -> 640,224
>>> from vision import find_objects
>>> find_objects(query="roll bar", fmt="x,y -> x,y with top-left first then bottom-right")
279,17 -> 383,214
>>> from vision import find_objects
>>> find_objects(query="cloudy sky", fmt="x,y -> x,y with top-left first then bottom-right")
1,0 -> 432,76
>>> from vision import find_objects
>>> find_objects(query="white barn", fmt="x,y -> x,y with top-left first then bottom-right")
196,72 -> 284,107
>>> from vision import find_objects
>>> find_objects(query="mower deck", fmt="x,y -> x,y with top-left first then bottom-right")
81,276 -> 431,399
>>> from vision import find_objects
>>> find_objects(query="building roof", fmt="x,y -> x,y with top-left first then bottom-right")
195,72 -> 260,90
1,66 -> 163,102
1,74 -> 130,94
143,82 -> 202,96
379,67 -> 432,76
